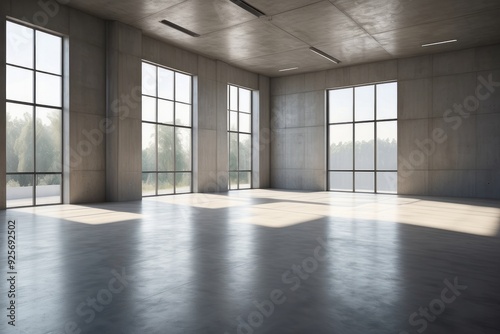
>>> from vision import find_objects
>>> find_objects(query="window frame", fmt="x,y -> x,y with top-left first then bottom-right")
227,84 -> 253,190
5,20 -> 64,208
327,81 -> 398,194
141,61 -> 194,197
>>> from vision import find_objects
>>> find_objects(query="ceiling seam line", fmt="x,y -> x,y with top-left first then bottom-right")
352,8 -> 500,38
129,0 -> 191,26
327,1 -> 393,56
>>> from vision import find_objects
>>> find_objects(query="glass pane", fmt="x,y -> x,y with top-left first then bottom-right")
377,121 -> 398,170
6,21 -> 34,68
36,30 -> 62,75
142,62 -> 157,96
377,82 -> 397,120
329,88 -> 352,123
229,111 -> 238,131
377,172 -> 397,194
229,133 -> 238,171
329,124 -> 353,170
36,72 -> 62,107
229,172 -> 238,190
142,123 -> 156,171
142,173 -> 156,196
239,88 -> 251,113
158,67 -> 174,100
175,72 -> 191,104
142,96 -> 156,122
239,133 -> 252,171
239,113 -> 251,133
329,172 -> 352,191
158,99 -> 174,124
230,85 -> 238,111
355,172 -> 374,192
158,125 -> 174,171
239,172 -> 251,189
175,103 -> 191,127
175,128 -> 191,171
355,123 -> 374,170
355,85 -> 374,121
6,103 -> 34,173
6,174 -> 34,208
36,107 -> 62,172
158,173 -> 174,195
175,173 -> 191,193
7,65 -> 34,103
36,174 -> 61,205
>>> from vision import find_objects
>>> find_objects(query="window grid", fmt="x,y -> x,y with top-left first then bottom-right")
141,61 -> 193,196
5,20 -> 64,208
327,82 -> 398,194
228,85 -> 252,190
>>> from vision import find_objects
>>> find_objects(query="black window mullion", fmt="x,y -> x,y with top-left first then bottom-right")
374,84 -> 378,193
352,87 -> 355,192
33,28 -> 37,206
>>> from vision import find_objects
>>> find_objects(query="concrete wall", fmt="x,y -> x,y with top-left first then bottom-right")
398,46 -> 500,199
0,0 -> 270,208
270,45 -> 500,199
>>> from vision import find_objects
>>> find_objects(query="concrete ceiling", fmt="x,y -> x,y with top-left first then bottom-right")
60,0 -> 500,77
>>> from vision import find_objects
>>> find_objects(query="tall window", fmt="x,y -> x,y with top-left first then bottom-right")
141,62 -> 192,196
328,82 -> 397,193
5,21 -> 63,207
228,85 -> 252,190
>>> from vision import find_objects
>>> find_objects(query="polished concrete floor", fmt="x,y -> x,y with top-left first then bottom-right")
1,190 -> 500,334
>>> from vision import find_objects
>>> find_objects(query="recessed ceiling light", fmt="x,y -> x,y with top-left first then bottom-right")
229,0 -> 266,17
309,47 -> 341,64
160,20 -> 200,37
422,39 -> 457,47
279,67 -> 299,72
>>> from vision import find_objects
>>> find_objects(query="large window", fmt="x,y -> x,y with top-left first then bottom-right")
228,85 -> 252,190
328,82 -> 397,193
141,62 -> 192,196
5,21 -> 63,207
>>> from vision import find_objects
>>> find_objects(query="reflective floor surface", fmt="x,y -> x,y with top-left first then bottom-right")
1,190 -> 500,334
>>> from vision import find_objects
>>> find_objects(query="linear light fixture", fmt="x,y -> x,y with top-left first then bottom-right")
160,19 -> 200,37
279,67 -> 299,72
230,0 -> 266,17
309,47 -> 341,64
422,39 -> 457,47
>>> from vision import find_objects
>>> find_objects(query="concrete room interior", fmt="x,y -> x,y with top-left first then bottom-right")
1,0 -> 500,333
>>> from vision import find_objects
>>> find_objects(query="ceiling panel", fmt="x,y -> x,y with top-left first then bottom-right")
271,1 -> 366,45
331,0 -> 500,35
315,36 -> 392,65
373,9 -> 500,57
234,47 -> 335,75
143,19 -> 307,62
237,35 -> 394,76
135,0 -> 256,36
245,0 -> 324,16
59,0 -> 186,24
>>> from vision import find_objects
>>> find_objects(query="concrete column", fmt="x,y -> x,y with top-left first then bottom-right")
106,21 -> 142,202
216,61 -> 229,192
67,9 -> 107,204
196,56 -> 218,192
255,75 -> 271,188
